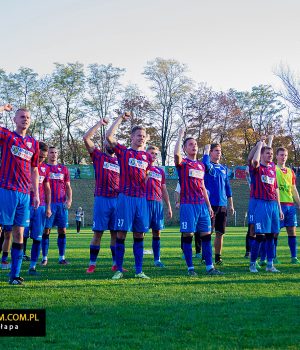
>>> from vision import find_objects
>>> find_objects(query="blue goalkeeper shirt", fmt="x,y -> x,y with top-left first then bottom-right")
202,154 -> 232,206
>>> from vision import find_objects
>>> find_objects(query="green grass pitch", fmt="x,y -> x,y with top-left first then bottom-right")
1,227 -> 300,349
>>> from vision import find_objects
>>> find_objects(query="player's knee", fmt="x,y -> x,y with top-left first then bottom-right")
152,230 -> 160,237
256,234 -> 265,243
182,236 -> 193,244
134,237 -> 144,243
42,233 -> 49,240
200,234 -> 212,242
58,228 -> 66,235
58,233 -> 66,239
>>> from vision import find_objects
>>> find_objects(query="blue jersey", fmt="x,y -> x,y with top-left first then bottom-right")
202,154 -> 232,206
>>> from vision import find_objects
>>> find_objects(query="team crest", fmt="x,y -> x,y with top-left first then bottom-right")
142,155 -> 147,160
41,167 -> 46,172
26,142 -> 32,148
58,168 -> 61,171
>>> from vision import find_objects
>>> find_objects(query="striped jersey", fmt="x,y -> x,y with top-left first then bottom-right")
91,149 -> 120,198
176,158 -> 205,204
113,143 -> 152,197
146,166 -> 166,201
276,165 -> 296,204
47,163 -> 70,203
30,163 -> 50,206
249,162 -> 277,201
202,154 -> 232,206
0,127 -> 39,194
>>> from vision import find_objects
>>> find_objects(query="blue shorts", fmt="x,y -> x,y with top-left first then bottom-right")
180,203 -> 211,233
24,206 -> 46,241
254,200 -> 280,234
148,200 -> 164,231
114,193 -> 149,233
93,196 -> 117,231
280,204 -> 297,228
0,188 -> 30,227
248,198 -> 257,225
45,203 -> 68,229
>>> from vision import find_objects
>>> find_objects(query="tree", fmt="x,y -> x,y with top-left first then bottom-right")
143,58 -> 193,165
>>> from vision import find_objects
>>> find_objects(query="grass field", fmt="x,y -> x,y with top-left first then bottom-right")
1,226 -> 300,349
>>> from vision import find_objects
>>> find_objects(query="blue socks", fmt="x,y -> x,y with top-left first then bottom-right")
288,236 -> 297,258
31,239 -> 41,264
11,242 -> 23,278
265,235 -> 274,263
273,237 -> 278,258
57,234 -> 66,257
115,238 -> 125,272
201,234 -> 213,270
90,245 -> 100,265
42,234 -> 49,258
133,238 -> 144,274
182,236 -> 193,270
110,244 -> 116,265
152,237 -> 160,261
2,251 -> 8,263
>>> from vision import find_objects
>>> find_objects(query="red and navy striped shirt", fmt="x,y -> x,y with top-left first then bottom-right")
113,143 -> 151,198
47,164 -> 70,203
176,158 -> 206,204
0,127 -> 39,194
30,163 -> 50,206
249,162 -> 277,201
91,149 -> 120,198
146,166 -> 166,201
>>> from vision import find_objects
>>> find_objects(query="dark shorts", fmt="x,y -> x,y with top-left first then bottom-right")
211,206 -> 227,235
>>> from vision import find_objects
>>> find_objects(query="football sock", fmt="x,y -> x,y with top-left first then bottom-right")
57,233 -> 66,257
110,244 -> 116,265
195,232 -> 202,254
23,237 -> 28,255
133,238 -> 144,274
182,236 -> 193,269
259,239 -> 266,261
115,238 -> 125,272
2,251 -> 8,263
31,239 -> 41,264
152,237 -> 160,261
273,237 -> 278,258
266,234 -> 274,263
201,234 -> 213,269
90,244 -> 100,265
288,236 -> 297,258
41,234 -> 49,259
11,242 -> 23,278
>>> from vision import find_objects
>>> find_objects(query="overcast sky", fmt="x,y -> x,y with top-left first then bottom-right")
1,0 -> 300,93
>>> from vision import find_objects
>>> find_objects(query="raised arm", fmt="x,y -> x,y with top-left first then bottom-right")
267,135 -> 274,148
106,112 -> 130,147
251,136 -> 266,168
0,104 -> 13,113
83,119 -> 108,153
174,128 -> 185,166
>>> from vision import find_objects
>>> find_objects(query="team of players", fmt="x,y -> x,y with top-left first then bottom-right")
0,105 -> 299,284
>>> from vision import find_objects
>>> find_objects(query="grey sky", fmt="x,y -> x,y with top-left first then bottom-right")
1,0 -> 299,92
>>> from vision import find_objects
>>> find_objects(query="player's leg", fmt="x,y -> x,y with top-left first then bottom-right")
86,230 -> 103,273
42,203 -> 57,265
214,207 -> 227,265
56,203 -> 69,264
1,227 -> 12,270
285,205 -> 299,263
265,202 -> 280,272
149,200 -> 165,267
23,225 -> 30,261
194,232 -> 202,259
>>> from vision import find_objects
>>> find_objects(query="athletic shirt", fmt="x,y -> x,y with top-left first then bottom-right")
276,165 -> 296,204
47,164 -> 70,203
146,166 -> 166,201
0,127 -> 39,194
91,149 -> 120,198
113,143 -> 151,198
176,158 -> 205,204
30,163 -> 50,206
249,162 -> 277,201
202,154 -> 232,206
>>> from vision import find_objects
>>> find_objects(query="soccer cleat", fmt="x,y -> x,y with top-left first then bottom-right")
86,265 -> 96,274
266,266 -> 280,273
273,257 -> 281,264
193,253 -> 202,259
258,260 -> 267,267
59,259 -> 70,265
255,261 -> 262,270
23,255 -> 30,261
249,264 -> 258,273
291,257 -> 300,264
112,271 -> 123,280
28,268 -> 40,276
207,268 -> 224,275
41,259 -> 48,266
154,260 -> 165,268
135,272 -> 150,279
187,269 -> 198,277
1,261 -> 11,270
244,251 -> 250,258
9,276 -> 25,286
111,265 -> 129,272
215,259 -> 223,266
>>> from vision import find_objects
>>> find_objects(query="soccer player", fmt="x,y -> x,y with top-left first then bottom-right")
106,112 -> 152,280
146,145 -> 172,267
23,141 -> 52,275
0,104 -> 40,285
248,141 -> 283,273
83,119 -> 127,273
175,128 -> 223,276
275,147 -> 300,264
202,144 -> 234,265
41,146 -> 72,265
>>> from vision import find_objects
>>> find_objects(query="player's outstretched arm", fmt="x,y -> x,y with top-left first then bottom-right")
31,167 -> 40,209
106,112 -> 130,147
162,184 -> 172,219
174,128 -> 185,166
83,119 -> 108,153
0,104 -> 13,113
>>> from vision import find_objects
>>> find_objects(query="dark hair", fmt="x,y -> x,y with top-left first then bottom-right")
39,141 -> 48,152
210,143 -> 221,151
131,126 -> 146,135
261,146 -> 272,154
276,147 -> 288,155
183,137 -> 196,147
49,146 -> 57,150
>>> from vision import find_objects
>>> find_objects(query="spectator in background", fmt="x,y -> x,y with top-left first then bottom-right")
75,207 -> 84,234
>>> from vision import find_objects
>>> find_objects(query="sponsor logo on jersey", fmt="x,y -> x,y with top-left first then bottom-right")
11,145 -> 33,161
148,171 -> 162,181
189,169 -> 204,179
103,161 -> 120,173
128,158 -> 148,170
261,175 -> 275,185
49,172 -> 64,180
